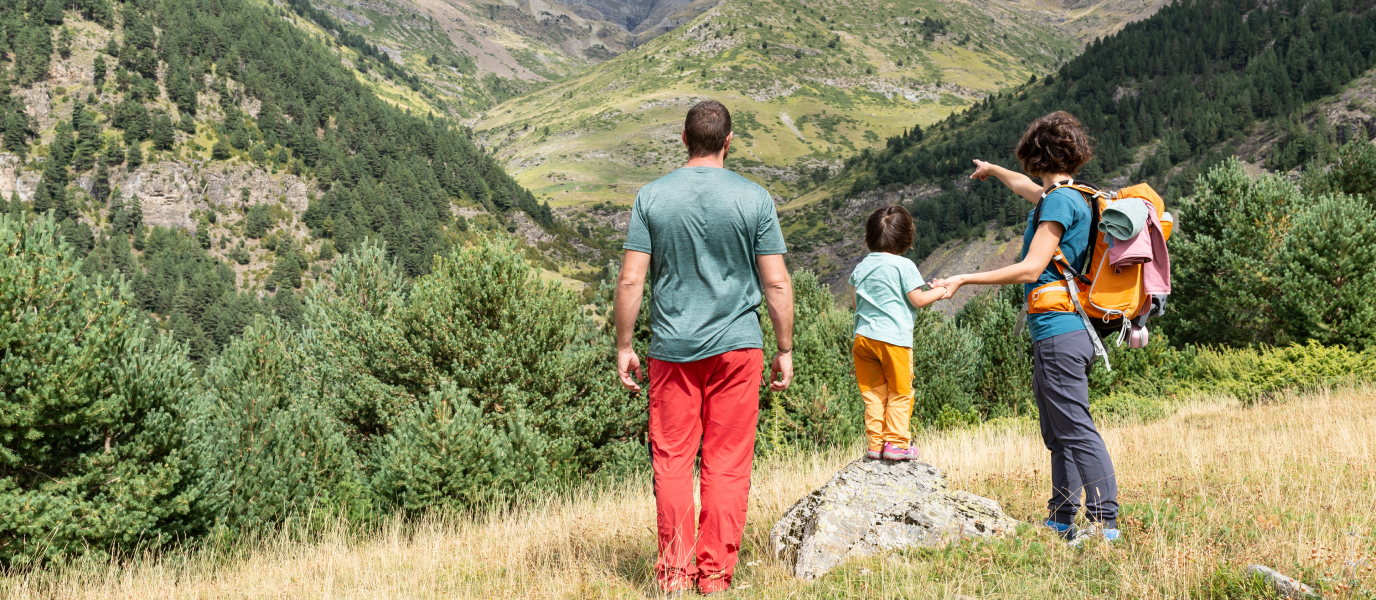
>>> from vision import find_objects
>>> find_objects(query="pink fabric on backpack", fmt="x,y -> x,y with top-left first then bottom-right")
1107,198 -> 1171,295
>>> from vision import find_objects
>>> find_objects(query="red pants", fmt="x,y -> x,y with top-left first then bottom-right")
648,348 -> 762,594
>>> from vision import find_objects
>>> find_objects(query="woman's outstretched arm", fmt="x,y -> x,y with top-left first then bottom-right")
931,221 -> 1064,297
971,159 -> 1041,202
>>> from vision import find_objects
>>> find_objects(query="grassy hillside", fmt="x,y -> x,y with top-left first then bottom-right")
779,0 -> 1376,295
997,0 -> 1173,42
475,0 -> 1082,209
12,386 -> 1375,597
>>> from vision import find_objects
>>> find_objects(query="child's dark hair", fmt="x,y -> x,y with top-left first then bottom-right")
1015,111 -> 1095,177
865,206 -> 914,255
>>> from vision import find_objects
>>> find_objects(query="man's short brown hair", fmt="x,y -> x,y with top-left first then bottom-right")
865,205 -> 914,255
1015,111 -> 1095,177
684,100 -> 732,157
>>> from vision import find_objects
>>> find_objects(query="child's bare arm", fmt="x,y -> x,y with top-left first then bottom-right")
906,285 -> 947,309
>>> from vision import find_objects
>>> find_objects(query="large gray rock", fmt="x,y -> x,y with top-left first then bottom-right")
770,458 -> 1019,580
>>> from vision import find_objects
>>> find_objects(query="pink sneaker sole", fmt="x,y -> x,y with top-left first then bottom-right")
882,444 -> 921,460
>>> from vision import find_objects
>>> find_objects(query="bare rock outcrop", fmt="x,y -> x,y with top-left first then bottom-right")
108,161 -> 312,231
770,458 -> 1018,580
0,153 -> 41,202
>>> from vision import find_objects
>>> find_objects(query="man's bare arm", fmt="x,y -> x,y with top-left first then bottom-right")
757,254 -> 794,391
614,250 -> 651,391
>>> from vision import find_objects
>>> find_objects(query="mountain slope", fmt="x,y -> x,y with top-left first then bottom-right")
293,0 -> 630,114
0,0 -> 553,363
781,0 -> 1376,298
474,0 -> 1083,209
995,0 -> 1172,42
287,0 -> 728,118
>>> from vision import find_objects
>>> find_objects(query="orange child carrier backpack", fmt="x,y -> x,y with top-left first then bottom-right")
1022,180 -> 1174,371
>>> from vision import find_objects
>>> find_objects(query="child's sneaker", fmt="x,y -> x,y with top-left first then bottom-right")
866,447 -> 882,460
881,442 -> 920,461
1068,523 -> 1121,547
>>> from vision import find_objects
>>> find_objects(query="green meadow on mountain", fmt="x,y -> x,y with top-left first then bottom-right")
476,0 -> 1081,210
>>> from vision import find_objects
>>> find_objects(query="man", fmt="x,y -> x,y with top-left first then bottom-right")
614,100 -> 795,596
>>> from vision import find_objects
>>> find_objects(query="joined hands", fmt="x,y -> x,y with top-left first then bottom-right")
930,275 -> 966,300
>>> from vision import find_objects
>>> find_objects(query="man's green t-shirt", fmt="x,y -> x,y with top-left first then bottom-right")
624,166 -> 788,363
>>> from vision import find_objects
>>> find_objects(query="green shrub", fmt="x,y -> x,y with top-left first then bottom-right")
0,215 -> 197,565
1187,342 -> 1376,402
1089,391 -> 1168,425
1246,342 -> 1376,401
307,239 -> 646,511
372,383 -> 550,512
954,286 -> 1033,417
759,271 -> 860,451
912,311 -> 986,428
1090,331 -> 1199,401
1166,159 -> 1296,347
185,317 -> 369,534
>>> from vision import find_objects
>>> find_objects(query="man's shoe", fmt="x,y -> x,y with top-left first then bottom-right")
1068,523 -> 1121,547
866,447 -> 882,460
1043,519 -> 1077,541
881,442 -> 921,460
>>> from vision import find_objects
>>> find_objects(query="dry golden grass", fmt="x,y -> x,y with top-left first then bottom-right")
6,388 -> 1376,599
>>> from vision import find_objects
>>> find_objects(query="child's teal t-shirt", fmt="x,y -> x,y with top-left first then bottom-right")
849,252 -> 925,348
1021,186 -> 1094,342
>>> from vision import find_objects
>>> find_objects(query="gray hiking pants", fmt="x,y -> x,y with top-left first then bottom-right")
1033,330 -> 1119,528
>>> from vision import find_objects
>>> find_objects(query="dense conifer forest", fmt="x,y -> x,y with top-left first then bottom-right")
0,0 -> 557,363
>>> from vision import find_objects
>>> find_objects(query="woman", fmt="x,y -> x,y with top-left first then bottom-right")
931,111 -> 1119,544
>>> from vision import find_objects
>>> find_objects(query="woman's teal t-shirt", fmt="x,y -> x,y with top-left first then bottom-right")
1022,187 -> 1094,342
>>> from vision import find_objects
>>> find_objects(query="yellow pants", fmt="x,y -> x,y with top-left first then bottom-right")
852,335 -> 914,451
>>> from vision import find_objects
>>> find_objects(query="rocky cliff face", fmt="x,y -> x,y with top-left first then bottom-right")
106,162 -> 312,232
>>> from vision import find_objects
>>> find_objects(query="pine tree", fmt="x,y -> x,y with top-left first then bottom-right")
0,215 -> 197,565
152,113 -> 176,150
93,55 -> 107,89
126,141 -> 143,169
211,137 -> 232,160
312,240 -> 645,511
244,204 -> 272,238
1274,194 -> 1376,348
41,0 -> 64,24
124,193 -> 143,231
91,162 -> 111,204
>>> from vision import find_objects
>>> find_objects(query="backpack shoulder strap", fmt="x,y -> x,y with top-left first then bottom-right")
1032,179 -> 1106,278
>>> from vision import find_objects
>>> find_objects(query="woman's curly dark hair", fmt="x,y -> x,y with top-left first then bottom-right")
1015,111 -> 1096,177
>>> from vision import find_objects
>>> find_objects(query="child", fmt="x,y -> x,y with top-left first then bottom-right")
849,205 -> 946,461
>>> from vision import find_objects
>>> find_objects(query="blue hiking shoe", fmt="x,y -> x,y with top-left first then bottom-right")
1043,520 -> 1077,541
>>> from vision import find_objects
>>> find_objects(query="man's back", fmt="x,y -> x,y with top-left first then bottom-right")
624,166 -> 787,363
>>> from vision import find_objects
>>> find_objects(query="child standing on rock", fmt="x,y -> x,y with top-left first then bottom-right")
849,206 -> 947,461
